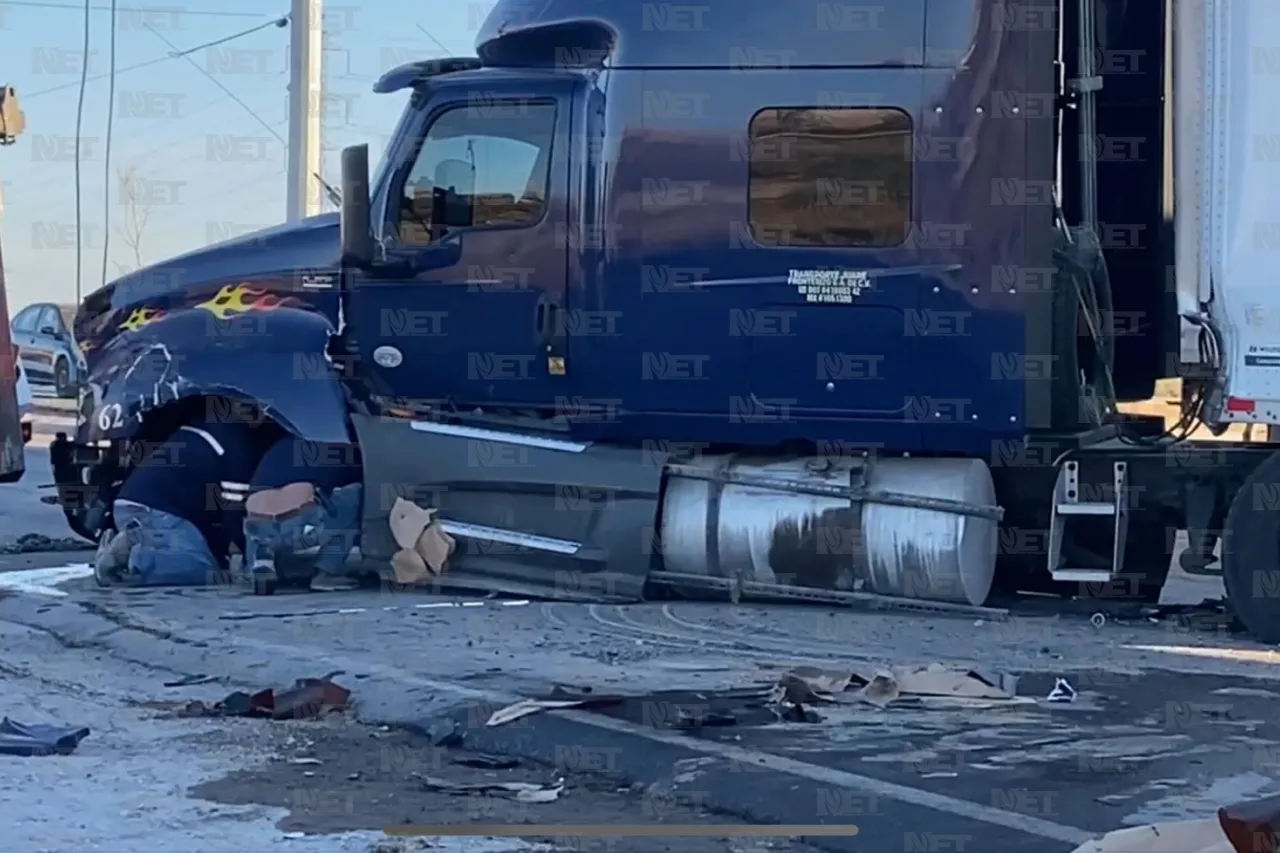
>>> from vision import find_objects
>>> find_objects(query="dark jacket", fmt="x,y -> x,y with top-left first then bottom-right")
117,420 -> 272,556
249,437 -> 361,495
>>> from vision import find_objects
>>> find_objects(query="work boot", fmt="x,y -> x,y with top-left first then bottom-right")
243,518 -> 279,596
92,524 -> 136,586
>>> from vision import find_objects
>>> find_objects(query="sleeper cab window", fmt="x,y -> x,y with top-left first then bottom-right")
397,101 -> 557,246
748,107 -> 912,247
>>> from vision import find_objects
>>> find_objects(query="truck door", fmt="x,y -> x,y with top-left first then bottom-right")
345,75 -> 573,410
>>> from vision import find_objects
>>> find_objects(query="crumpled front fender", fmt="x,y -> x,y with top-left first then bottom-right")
78,307 -> 351,445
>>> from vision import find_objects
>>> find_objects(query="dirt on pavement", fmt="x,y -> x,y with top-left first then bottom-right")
193,719 -> 827,853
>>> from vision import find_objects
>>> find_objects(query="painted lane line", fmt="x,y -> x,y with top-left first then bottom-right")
0,564 -> 93,597
216,599 -> 532,620
561,709 -> 1092,846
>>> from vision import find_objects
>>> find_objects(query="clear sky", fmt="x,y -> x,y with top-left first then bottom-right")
0,0 -> 497,311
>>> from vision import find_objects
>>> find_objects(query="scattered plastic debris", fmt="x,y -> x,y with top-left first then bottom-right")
0,716 -> 91,756
1047,678 -> 1077,703
177,675 -> 350,720
417,776 -> 564,803
1091,613 -> 1107,629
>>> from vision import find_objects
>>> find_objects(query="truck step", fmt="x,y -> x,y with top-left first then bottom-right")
1047,460 -> 1129,583
1054,503 -> 1117,516
1049,568 -> 1116,582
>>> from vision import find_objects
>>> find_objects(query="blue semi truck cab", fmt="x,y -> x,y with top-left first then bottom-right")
344,9 -> 1038,457
51,0 -> 1280,638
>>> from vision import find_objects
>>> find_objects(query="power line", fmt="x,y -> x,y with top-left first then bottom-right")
144,23 -> 340,208
2,1 -> 268,17
24,15 -> 288,99
72,0 -> 89,305
142,25 -> 286,147
99,0 -> 116,290
414,23 -> 451,56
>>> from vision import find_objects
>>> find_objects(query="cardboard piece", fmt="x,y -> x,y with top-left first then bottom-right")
772,662 -> 1019,709
388,498 -> 456,583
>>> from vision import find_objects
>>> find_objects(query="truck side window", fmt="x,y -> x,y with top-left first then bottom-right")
395,101 -> 557,246
748,107 -> 912,247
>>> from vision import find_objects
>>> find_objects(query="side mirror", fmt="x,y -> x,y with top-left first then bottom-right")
429,187 -> 472,239
340,144 -> 374,269
39,326 -> 57,337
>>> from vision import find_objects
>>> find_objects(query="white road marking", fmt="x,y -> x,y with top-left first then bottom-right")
567,710 -> 1093,845
0,563 -> 93,597
215,599 -> 533,620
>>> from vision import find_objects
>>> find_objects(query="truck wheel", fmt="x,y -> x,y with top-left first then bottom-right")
1222,452 -> 1280,643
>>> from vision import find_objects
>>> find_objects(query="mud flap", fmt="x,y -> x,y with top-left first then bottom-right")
352,414 -> 663,602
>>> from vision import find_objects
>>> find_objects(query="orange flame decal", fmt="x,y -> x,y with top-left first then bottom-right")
118,307 -> 166,333
193,283 -> 301,320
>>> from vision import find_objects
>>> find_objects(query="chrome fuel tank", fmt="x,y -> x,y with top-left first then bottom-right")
658,456 -> 1000,606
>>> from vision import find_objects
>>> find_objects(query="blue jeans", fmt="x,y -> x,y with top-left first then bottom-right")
244,483 -> 362,577
96,500 -> 222,587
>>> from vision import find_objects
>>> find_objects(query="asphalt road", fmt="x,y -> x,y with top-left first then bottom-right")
0,561 -> 1275,853
0,405 -> 1268,853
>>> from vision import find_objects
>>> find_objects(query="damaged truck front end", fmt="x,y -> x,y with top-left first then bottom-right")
52,214 -> 354,542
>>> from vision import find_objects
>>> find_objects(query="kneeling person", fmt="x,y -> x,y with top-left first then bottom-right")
243,436 -> 362,594
94,420 -> 268,587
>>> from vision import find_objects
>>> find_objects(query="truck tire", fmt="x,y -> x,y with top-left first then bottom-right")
1222,451 -> 1280,643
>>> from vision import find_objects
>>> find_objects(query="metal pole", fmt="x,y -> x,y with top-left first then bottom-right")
286,0 -> 323,220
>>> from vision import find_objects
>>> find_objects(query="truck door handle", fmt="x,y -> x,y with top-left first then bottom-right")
536,300 -> 559,339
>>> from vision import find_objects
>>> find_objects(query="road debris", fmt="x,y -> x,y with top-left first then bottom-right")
162,673 -> 218,688
451,753 -> 520,770
486,686 -> 623,726
0,716 -> 91,756
1048,678 -> 1078,703
417,775 -> 565,803
176,675 -> 351,720
388,498 -> 456,584
764,662 -> 1026,709
0,533 -> 92,554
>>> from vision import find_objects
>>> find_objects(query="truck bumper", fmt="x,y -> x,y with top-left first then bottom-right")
49,433 -> 113,542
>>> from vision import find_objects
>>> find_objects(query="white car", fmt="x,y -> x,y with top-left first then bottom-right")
16,359 -> 32,444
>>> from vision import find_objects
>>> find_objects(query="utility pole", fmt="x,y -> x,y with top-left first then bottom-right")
286,0 -> 324,221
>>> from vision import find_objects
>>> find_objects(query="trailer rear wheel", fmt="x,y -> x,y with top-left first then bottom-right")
1222,451 -> 1280,643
